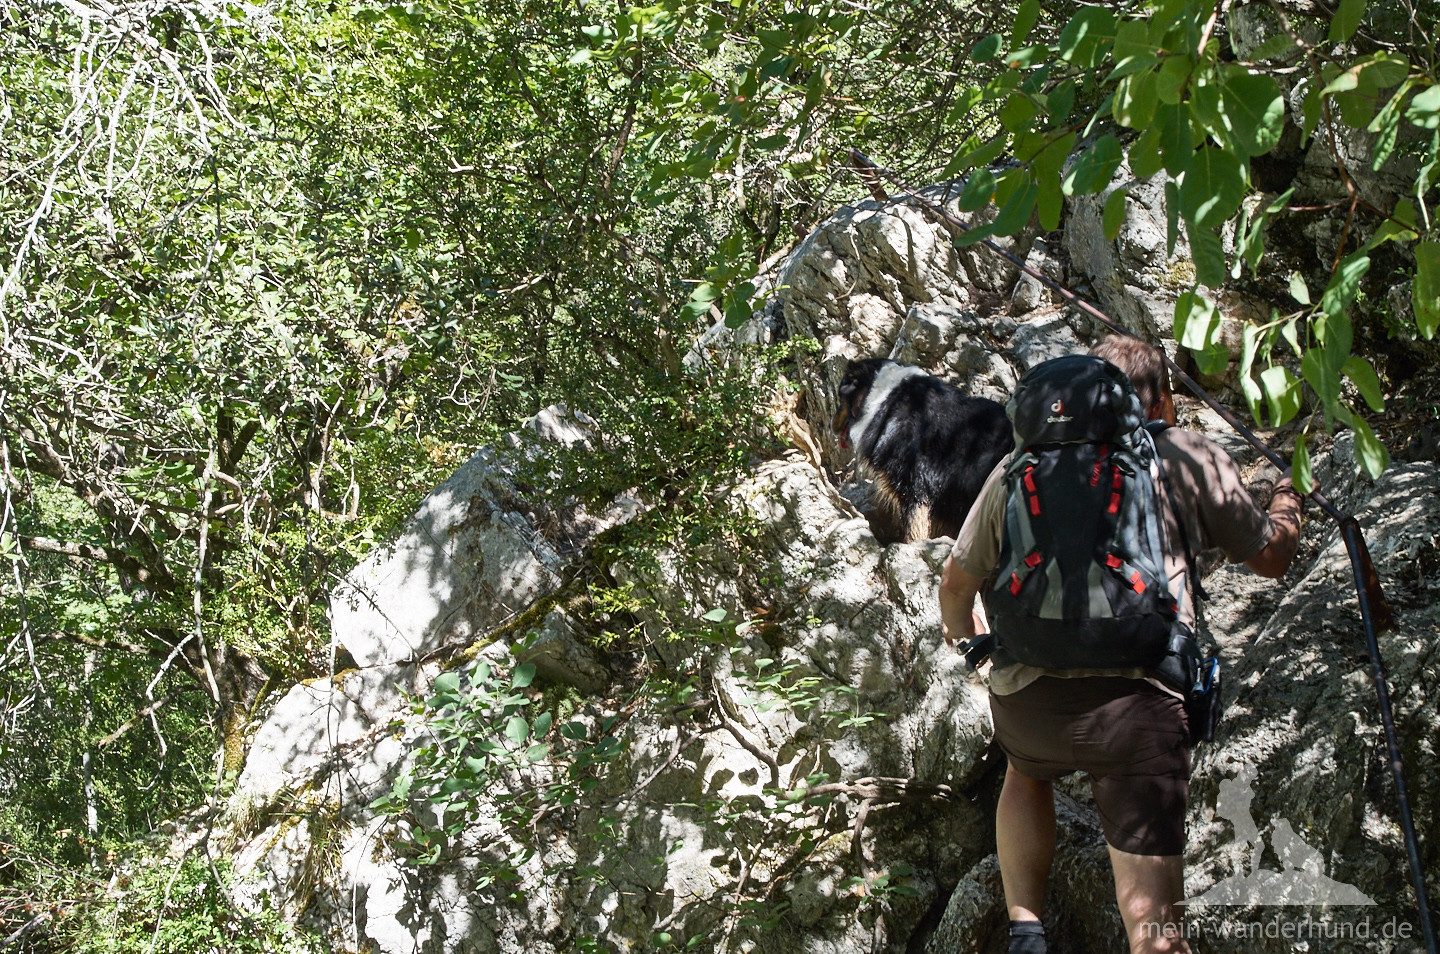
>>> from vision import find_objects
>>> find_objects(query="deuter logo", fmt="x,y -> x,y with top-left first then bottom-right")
1047,398 -> 1072,425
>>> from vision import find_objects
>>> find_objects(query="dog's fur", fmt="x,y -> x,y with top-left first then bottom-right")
833,358 -> 1012,541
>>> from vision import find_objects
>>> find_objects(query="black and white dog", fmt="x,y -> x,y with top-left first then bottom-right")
833,358 -> 1012,542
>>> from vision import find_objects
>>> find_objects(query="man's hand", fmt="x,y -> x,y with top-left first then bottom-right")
1246,471 -> 1303,579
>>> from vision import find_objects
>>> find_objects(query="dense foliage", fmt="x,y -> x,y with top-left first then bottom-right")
1,0 -> 1435,948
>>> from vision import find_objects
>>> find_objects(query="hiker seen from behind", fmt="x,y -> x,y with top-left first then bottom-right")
938,336 -> 1304,954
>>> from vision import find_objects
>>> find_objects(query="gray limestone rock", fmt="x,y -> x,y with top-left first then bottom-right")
329,449 -> 565,670
1063,164 -> 1188,341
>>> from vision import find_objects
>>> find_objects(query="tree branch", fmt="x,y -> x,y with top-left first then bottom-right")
17,534 -> 175,590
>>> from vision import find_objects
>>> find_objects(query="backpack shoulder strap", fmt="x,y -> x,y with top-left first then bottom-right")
1145,421 -> 1209,606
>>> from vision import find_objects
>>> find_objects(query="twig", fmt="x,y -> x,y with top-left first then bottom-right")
711,673 -> 781,789
0,910 -> 51,950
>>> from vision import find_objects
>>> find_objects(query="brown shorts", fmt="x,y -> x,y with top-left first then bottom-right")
990,676 -> 1191,856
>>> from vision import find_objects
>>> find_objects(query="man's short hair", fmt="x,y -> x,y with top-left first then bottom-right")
1089,336 -> 1168,413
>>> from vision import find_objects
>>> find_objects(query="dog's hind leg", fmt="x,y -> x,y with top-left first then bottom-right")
903,504 -> 933,543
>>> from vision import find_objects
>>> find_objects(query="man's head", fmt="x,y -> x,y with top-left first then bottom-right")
1089,335 -> 1175,424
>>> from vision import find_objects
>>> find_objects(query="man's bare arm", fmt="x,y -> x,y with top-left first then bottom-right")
939,554 -> 987,646
1245,478 -> 1303,578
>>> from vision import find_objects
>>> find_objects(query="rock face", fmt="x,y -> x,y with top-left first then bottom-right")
220,172 -> 1440,954
1063,164 -> 1189,342
1182,453 -> 1440,953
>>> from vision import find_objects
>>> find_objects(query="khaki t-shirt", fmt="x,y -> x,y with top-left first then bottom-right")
952,426 -> 1274,695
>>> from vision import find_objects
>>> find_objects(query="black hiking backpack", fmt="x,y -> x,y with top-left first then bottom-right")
982,354 -> 1179,670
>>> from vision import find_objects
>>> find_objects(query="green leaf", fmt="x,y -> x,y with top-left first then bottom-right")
1189,68 -> 1225,141
1233,203 -> 1267,278
953,222 -> 998,248
1108,53 -> 1160,83
1288,273 -> 1311,305
723,296 -> 753,329
1415,241 -> 1440,338
701,607 -> 728,622
1218,69 -> 1286,156
988,178 -> 1039,236
1046,81 -> 1077,122
1355,53 -> 1412,91
1005,45 -> 1050,69
1030,132 -> 1076,179
1186,220 -> 1226,287
1058,7 -> 1116,69
1292,435 -> 1314,494
1342,355 -> 1386,412
532,710 -> 553,738
505,715 -> 530,744
1130,123 -> 1164,178
1301,79 -> 1324,142
1103,189 -> 1130,241
525,743 -> 550,763
690,282 -> 721,302
1165,179 -> 1181,256
1260,366 -> 1303,425
1328,0 -> 1366,43
1368,199 -> 1419,247
1115,70 -> 1159,129
946,86 -> 984,124
1037,171 -> 1063,231
1113,20 -> 1152,64
1174,291 -> 1222,352
1368,83 -> 1409,169
941,134 -> 1008,178
1265,187 -> 1296,215
1157,103 -> 1194,176
1333,90 -> 1376,129
1320,252 -> 1370,324
1062,134 -> 1123,196
1313,310 -> 1353,370
1011,0 -> 1041,46
1406,84 -> 1440,130
1239,324 -> 1266,423
1179,147 -> 1247,227
1281,317 -> 1302,357
432,671 -> 461,696
1302,348 -> 1345,419
959,169 -> 996,211
1193,341 -> 1230,375
512,663 -> 537,689
1000,93 -> 1040,133
1349,417 -> 1390,479
680,300 -> 714,320
1155,53 -> 1194,105
971,33 -> 1002,62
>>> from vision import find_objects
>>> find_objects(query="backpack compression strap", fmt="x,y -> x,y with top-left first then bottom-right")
1145,421 -> 1208,605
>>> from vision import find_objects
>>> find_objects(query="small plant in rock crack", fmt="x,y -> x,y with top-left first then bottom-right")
370,660 -> 622,876
736,657 -> 886,729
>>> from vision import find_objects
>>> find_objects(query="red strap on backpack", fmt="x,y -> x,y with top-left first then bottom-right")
1090,445 -> 1109,486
